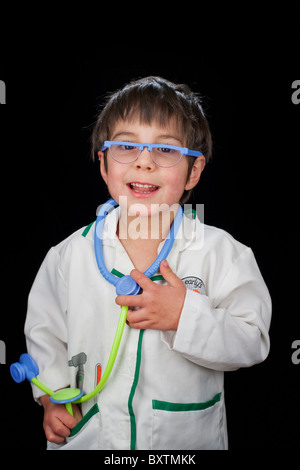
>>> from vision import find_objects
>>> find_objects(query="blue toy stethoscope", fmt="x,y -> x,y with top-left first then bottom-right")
10,198 -> 183,415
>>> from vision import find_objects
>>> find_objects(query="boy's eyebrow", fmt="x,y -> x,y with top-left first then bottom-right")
111,131 -> 183,145
111,131 -> 137,141
157,134 -> 183,145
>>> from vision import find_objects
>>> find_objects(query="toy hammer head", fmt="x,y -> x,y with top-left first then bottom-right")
68,352 -> 87,368
68,353 -> 87,390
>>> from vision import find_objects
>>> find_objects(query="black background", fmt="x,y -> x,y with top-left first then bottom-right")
0,6 -> 299,455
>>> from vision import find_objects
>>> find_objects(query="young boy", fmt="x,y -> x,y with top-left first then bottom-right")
25,76 -> 271,450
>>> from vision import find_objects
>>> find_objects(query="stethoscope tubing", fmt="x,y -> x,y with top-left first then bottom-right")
94,198 -> 119,287
74,305 -> 128,403
94,198 -> 183,290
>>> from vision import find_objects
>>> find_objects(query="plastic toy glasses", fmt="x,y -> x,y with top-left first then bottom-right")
101,141 -> 203,168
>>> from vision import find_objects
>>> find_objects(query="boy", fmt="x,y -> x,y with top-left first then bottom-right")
25,76 -> 271,449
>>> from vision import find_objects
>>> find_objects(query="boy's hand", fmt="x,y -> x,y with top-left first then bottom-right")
41,394 -> 82,444
115,260 -> 186,330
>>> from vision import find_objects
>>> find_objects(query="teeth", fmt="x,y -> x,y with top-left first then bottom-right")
129,182 -> 158,193
131,183 -> 157,188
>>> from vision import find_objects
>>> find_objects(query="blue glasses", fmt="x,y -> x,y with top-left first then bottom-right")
100,141 -> 203,168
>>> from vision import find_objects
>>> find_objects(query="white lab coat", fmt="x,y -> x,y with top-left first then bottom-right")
25,208 -> 271,450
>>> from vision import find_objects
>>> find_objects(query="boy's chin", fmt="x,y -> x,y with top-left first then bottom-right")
128,202 -> 180,219
118,195 -> 180,219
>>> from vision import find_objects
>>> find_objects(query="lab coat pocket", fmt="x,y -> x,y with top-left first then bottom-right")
47,403 -> 100,450
151,393 -> 223,450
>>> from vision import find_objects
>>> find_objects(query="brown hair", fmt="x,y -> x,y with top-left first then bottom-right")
91,76 -> 212,204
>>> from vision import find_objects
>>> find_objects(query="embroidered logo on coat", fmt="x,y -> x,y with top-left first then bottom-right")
182,276 -> 206,295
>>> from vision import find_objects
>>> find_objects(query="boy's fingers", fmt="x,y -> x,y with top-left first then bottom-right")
63,411 -> 79,429
43,402 -> 80,444
44,418 -> 70,443
72,404 -> 83,423
115,294 -> 143,307
52,419 -> 71,438
159,260 -> 184,288
130,269 -> 153,289
44,424 -> 66,444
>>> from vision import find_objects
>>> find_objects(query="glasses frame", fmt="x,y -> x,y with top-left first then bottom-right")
100,141 -> 203,168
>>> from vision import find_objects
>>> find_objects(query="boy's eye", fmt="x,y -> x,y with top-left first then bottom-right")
120,144 -> 137,151
157,147 -> 174,154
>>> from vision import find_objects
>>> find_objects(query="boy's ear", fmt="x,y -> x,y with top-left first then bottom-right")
184,156 -> 206,191
99,151 -> 108,185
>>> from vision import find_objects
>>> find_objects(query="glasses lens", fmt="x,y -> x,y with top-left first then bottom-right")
109,144 -> 140,163
151,147 -> 183,168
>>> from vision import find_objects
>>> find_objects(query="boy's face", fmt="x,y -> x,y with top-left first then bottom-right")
99,119 -> 205,216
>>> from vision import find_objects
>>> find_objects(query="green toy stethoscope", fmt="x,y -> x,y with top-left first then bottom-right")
10,198 -> 183,415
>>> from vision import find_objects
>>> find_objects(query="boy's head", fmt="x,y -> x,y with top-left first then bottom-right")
92,76 -> 212,205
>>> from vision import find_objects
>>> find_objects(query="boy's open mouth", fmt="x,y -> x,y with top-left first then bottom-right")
128,182 -> 160,194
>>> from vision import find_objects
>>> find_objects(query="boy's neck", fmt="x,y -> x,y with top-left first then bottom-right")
116,207 -> 179,272
117,208 -> 176,244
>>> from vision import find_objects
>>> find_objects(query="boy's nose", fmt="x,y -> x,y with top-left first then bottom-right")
134,147 -> 155,170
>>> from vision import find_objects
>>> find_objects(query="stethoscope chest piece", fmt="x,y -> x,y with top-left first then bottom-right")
50,387 -> 84,404
115,275 -> 141,296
